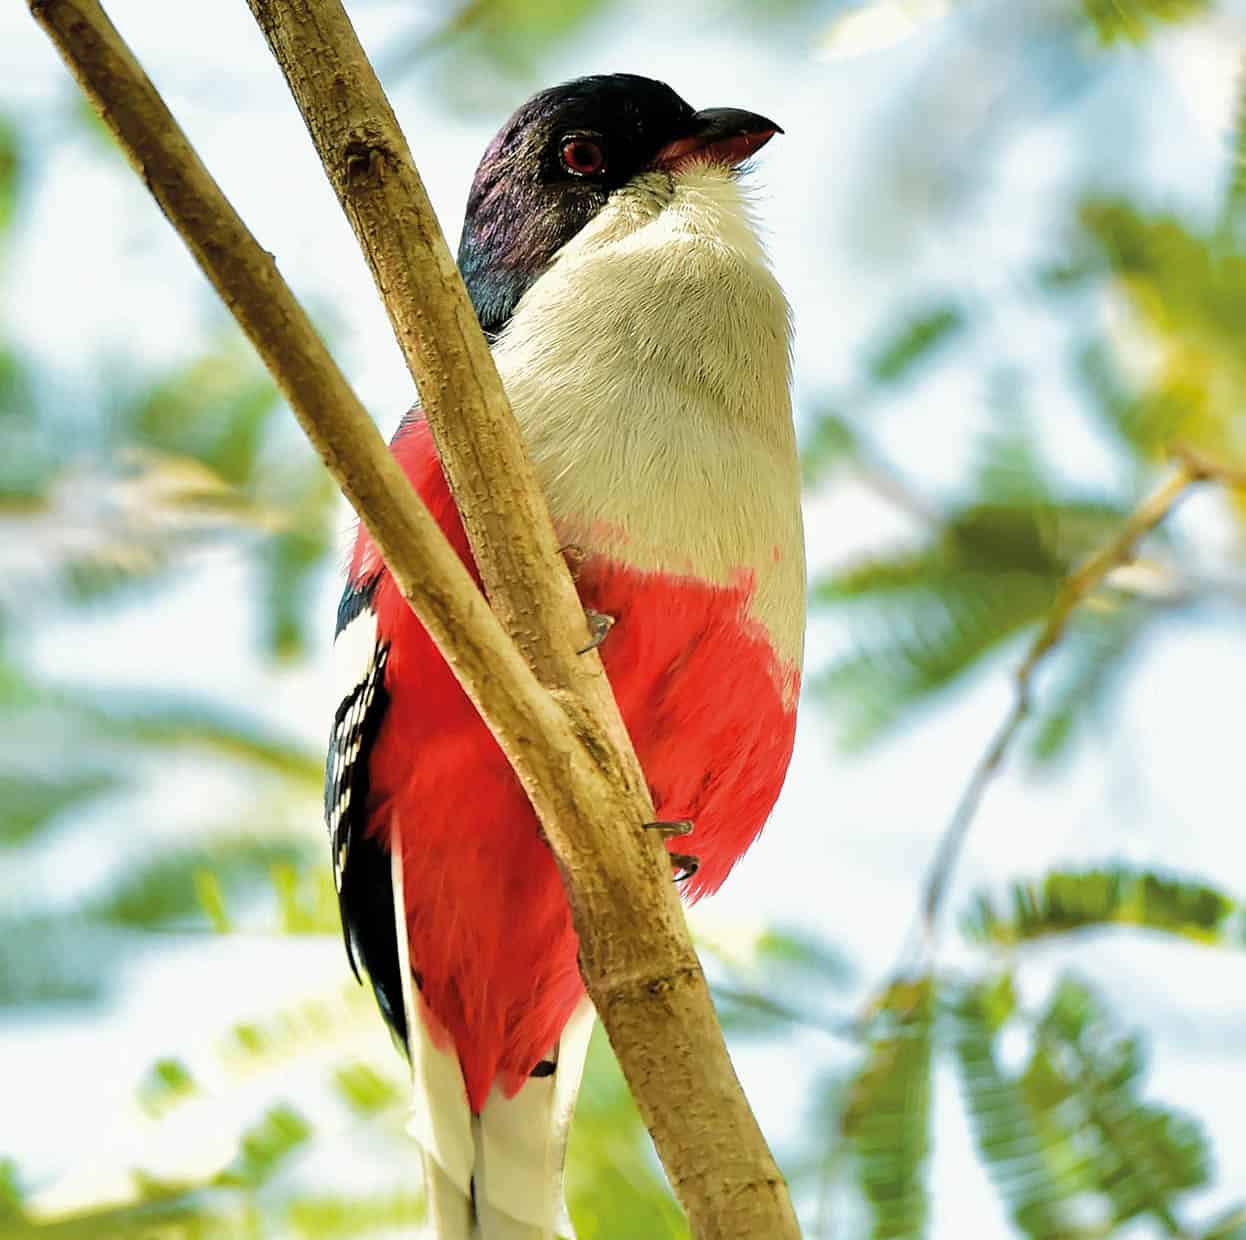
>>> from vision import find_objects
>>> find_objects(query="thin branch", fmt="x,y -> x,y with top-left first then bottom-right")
28,1 -> 800,1235
918,446 -> 1246,945
244,0 -> 594,693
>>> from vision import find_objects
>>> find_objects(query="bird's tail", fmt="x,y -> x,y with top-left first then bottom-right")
390,829 -> 595,1239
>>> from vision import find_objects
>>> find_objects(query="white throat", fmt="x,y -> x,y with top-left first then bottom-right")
492,166 -> 805,667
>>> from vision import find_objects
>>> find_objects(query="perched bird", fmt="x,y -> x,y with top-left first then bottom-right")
326,73 -> 805,1238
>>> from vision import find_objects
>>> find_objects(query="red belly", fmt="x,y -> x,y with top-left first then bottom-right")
358,420 -> 799,1110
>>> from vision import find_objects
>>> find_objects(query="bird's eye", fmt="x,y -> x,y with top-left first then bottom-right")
560,136 -> 605,177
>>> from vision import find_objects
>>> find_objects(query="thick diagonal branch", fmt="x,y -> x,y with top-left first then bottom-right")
28,1 -> 801,1236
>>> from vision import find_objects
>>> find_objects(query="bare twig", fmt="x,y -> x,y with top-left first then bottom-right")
918,446 -> 1246,944
28,1 -> 800,1235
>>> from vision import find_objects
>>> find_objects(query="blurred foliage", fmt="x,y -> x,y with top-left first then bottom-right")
6,0 -> 1246,1237
842,979 -> 933,1240
380,0 -> 830,108
963,866 -> 1240,947
1079,0 -> 1212,45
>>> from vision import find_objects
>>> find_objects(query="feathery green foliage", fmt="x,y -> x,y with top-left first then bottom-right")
1081,0 -> 1206,44
285,1191 -> 426,1237
951,977 -> 1089,1239
0,116 -> 19,253
216,1105 -> 314,1190
867,304 -> 965,387
963,866 -> 1240,947
0,771 -> 117,845
1079,0 -> 1211,44
1030,977 -> 1212,1229
842,978 -> 934,1240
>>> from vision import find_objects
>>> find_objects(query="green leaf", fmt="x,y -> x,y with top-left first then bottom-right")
962,866 -> 1239,947
12,686 -> 323,787
1079,0 -> 1210,44
708,925 -> 856,1040
0,1158 -> 24,1220
812,482 -> 1140,750
1030,976 -> 1211,1229
816,562 -> 1056,749
194,868 -> 232,933
0,114 -> 19,247
711,983 -> 828,1041
867,304 -> 965,385
331,1062 -> 402,1117
951,980 -> 1093,1238
1075,339 -> 1180,463
0,771 -> 118,845
215,1104 -> 312,1190
88,837 -> 306,930
271,861 -> 340,936
801,409 -> 860,486
286,1191 -> 426,1238
753,926 -> 856,987
842,977 -> 934,1239
138,1057 -> 198,1117
260,501 -> 334,659
1079,198 -> 1246,423
124,351 -> 280,489
1028,604 -> 1147,763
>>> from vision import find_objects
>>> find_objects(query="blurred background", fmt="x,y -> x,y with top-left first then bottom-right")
3,0 -> 1246,1236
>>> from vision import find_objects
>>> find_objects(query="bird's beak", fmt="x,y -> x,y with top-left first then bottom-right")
653,107 -> 782,172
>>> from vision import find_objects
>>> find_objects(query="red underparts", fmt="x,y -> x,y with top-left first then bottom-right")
353,418 -> 799,1111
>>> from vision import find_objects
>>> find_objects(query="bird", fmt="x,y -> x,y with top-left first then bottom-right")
326,73 -> 805,1238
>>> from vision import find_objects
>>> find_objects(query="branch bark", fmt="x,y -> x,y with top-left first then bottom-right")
28,1 -> 801,1235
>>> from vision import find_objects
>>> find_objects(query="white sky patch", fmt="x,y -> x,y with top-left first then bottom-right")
817,0 -> 952,61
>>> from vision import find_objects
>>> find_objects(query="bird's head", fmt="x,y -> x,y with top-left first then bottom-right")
457,74 -> 781,337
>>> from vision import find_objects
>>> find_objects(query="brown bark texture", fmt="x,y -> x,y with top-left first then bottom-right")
28,1 -> 803,1236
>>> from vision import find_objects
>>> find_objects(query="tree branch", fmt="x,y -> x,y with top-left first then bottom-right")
245,0 -> 592,691
28,1 -> 801,1235
918,445 -> 1246,947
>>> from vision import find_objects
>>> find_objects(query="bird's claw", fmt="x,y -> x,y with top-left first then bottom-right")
577,609 -> 615,654
643,820 -> 697,882
643,818 -> 693,839
559,543 -> 587,573
668,852 -> 700,883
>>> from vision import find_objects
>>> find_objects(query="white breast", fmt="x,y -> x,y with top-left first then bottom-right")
492,167 -> 805,667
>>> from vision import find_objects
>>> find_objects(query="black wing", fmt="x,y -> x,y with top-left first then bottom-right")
325,574 -> 407,1048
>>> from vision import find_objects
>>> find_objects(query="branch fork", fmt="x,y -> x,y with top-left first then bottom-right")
28,1 -> 801,1235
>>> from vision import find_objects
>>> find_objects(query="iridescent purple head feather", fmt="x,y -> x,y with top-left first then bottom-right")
456,74 -> 780,338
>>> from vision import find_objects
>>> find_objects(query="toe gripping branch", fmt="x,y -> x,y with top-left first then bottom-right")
577,608 -> 615,655
644,819 -> 698,882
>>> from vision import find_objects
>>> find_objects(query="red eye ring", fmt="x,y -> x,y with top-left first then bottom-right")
560,136 -> 605,177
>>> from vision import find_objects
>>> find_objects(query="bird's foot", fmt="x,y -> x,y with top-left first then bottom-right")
643,820 -> 697,882
668,852 -> 700,883
643,818 -> 693,839
577,609 -> 615,654
559,543 -> 587,573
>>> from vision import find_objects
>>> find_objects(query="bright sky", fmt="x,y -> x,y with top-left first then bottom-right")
3,1 -> 1246,1234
